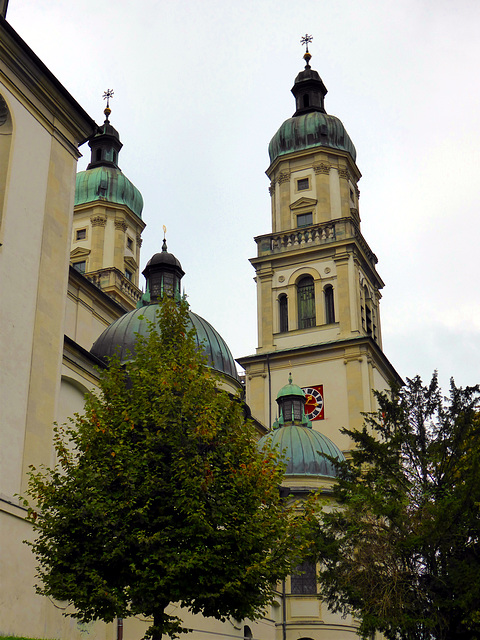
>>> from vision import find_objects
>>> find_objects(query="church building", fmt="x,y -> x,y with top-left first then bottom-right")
0,9 -> 399,640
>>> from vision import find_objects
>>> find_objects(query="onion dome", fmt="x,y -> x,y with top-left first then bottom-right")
91,243 -> 240,382
75,100 -> 143,218
258,375 -> 344,477
268,50 -> 356,165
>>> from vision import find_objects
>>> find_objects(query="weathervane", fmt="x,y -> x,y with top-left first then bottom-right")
300,34 -> 313,67
102,89 -> 114,121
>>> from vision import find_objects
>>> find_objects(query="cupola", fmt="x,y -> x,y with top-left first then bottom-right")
90,244 -> 240,385
257,375 -> 345,478
268,45 -> 356,165
141,239 -> 185,303
86,91 -> 122,170
291,48 -> 328,117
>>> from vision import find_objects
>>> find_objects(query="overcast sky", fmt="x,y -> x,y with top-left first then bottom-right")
7,0 -> 480,392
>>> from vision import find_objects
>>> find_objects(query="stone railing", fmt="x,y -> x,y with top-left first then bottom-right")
85,268 -> 142,304
254,218 -> 378,265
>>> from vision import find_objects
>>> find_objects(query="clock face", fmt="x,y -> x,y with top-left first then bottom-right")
302,385 -> 324,421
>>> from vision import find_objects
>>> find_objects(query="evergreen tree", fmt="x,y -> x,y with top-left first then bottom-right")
26,298 -> 311,640
316,374 -> 480,640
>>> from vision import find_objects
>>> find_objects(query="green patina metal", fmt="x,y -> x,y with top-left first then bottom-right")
90,303 -> 239,382
268,111 -> 356,165
258,374 -> 344,477
75,166 -> 144,219
258,424 -> 345,477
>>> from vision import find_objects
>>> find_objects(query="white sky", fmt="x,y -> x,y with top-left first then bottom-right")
7,0 -> 480,392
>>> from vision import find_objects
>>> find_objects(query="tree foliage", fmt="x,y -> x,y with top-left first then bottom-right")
26,298 -> 311,640
316,374 -> 480,640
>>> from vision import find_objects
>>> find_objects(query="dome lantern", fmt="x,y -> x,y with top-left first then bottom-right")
257,374 -> 345,478
291,41 -> 328,117
141,239 -> 185,303
268,39 -> 357,165
86,89 -> 123,170
274,373 -> 311,428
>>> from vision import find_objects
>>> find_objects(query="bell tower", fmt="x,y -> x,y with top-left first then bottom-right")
70,91 -> 145,310
238,43 -> 400,453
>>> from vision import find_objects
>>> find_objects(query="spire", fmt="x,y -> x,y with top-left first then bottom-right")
86,89 -> 123,170
291,35 -> 328,117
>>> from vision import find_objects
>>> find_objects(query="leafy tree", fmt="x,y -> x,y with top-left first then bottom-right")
26,297 -> 311,640
316,373 -> 480,640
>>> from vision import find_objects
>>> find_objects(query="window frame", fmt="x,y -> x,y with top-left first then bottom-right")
297,276 -> 316,329
297,212 -> 313,228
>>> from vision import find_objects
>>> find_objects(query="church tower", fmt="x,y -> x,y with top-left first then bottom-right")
70,94 -> 145,310
238,44 -> 400,453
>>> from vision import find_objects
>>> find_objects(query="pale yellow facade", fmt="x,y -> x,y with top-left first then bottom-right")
71,199 -> 145,311
0,11 -> 394,640
239,144 -> 399,448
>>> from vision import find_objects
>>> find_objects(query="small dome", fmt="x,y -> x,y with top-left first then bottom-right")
144,247 -> 183,271
268,111 -> 356,165
276,377 -> 305,399
90,304 -> 240,382
258,425 -> 345,478
75,166 -> 144,219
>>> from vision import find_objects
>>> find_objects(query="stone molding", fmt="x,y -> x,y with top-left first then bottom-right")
115,220 -> 128,233
313,163 -> 330,175
278,172 -> 290,184
90,215 -> 106,227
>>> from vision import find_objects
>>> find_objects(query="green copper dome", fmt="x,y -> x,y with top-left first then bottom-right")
258,374 -> 345,477
268,53 -> 357,165
276,376 -> 305,399
268,112 -> 356,165
90,304 -> 239,382
75,166 -> 144,219
258,425 -> 344,477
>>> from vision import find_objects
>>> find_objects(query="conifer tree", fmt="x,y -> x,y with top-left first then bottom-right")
26,298 -> 311,640
316,374 -> 480,640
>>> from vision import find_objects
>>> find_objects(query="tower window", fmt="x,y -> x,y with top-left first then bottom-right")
95,148 -> 102,162
297,276 -> 315,329
297,212 -> 313,228
127,237 -> 134,250
297,177 -> 309,191
303,94 -> 310,108
291,559 -> 317,594
76,228 -> 86,241
73,261 -> 86,273
125,269 -> 133,281
279,294 -> 288,332
324,285 -> 335,324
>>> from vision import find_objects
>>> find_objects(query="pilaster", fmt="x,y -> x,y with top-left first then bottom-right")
89,214 -> 107,271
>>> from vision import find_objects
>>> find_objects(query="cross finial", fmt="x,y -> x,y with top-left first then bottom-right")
300,34 -> 313,53
102,89 -> 114,121
300,34 -> 313,67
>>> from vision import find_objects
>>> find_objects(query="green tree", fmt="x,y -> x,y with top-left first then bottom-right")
316,374 -> 480,640
26,298 -> 310,640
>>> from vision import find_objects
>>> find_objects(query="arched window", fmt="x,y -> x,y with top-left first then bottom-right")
243,626 -> 252,640
297,276 -> 315,329
291,559 -> 317,594
303,94 -> 310,108
279,294 -> 288,332
95,148 -> 102,162
324,285 -> 335,324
